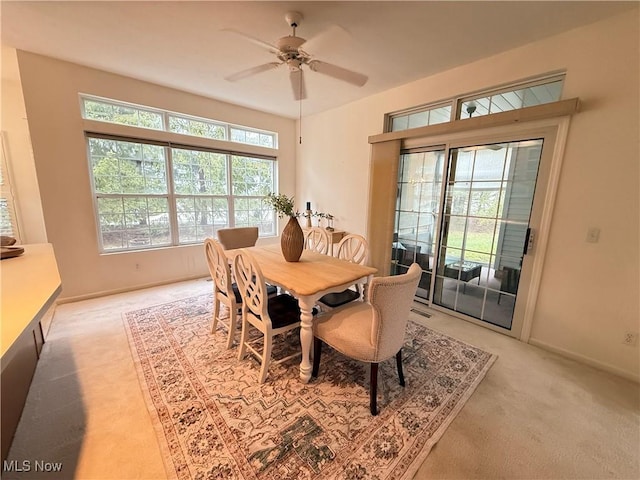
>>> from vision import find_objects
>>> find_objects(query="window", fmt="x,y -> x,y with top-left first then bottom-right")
81,95 -> 278,149
82,98 -> 164,130
169,114 -> 226,141
390,104 -> 452,132
0,136 -> 20,240
88,136 -> 276,252
459,79 -> 564,119
387,74 -> 564,132
81,95 -> 281,253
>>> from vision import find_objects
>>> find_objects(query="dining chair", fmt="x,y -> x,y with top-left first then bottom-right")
217,226 -> 282,295
204,238 -> 276,349
232,249 -> 310,383
304,227 -> 331,255
318,234 -> 370,309
204,237 -> 243,349
312,263 -> 421,415
217,226 -> 259,250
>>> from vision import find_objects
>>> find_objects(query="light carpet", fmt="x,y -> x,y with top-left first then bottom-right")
123,294 -> 496,479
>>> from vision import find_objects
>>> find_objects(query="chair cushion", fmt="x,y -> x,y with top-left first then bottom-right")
319,289 -> 361,308
314,302 -> 377,362
228,282 -> 277,304
266,294 -> 317,329
230,283 -> 243,303
266,284 -> 278,296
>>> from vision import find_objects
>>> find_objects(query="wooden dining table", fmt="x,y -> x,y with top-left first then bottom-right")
226,243 -> 377,383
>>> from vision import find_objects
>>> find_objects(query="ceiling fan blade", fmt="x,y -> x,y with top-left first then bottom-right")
225,62 -> 282,82
289,69 -> 307,101
299,25 -> 350,56
222,28 -> 280,54
308,60 -> 368,87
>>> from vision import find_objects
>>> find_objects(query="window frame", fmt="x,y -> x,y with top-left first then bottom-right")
0,133 -> 21,241
80,94 -> 278,149
456,76 -> 565,120
86,132 -> 277,254
386,72 -> 566,133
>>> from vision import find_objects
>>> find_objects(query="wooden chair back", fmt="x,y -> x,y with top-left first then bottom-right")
204,238 -> 234,299
232,249 -> 269,323
304,227 -> 330,255
336,234 -> 369,264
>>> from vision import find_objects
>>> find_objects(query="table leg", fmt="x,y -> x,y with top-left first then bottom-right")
298,296 -> 315,383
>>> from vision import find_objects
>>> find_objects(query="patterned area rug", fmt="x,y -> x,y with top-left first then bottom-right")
123,294 -> 496,480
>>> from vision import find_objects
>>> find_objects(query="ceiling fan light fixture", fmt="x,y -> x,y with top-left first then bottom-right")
466,101 -> 477,117
287,59 -> 303,71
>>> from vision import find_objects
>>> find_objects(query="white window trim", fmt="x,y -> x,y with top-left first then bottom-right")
0,132 -> 22,242
386,72 -> 566,133
82,119 -> 277,160
80,94 -> 278,149
86,133 -> 277,254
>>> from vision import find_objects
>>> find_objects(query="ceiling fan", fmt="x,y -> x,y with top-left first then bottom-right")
224,11 -> 368,101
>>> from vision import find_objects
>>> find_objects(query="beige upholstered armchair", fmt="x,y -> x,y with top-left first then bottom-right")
312,263 -> 421,415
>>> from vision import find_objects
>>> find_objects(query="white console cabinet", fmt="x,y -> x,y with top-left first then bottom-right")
1,244 -> 61,461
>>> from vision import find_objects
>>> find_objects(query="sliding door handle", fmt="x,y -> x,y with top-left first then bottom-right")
523,227 -> 534,255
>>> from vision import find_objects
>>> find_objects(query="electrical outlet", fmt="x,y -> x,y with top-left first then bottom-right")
622,332 -> 638,346
586,227 -> 600,243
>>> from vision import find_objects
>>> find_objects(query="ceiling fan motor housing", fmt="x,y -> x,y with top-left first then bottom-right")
276,34 -> 309,70
276,35 -> 306,53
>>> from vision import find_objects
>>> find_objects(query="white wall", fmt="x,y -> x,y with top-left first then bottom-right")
297,10 -> 640,380
15,51 -> 296,301
0,45 -> 48,244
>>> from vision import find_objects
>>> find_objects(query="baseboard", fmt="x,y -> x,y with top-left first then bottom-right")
56,274 -> 210,304
528,338 -> 640,384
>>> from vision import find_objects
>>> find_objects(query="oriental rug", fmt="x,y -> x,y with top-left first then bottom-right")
123,294 -> 496,480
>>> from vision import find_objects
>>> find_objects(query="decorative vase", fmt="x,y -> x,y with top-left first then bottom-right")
281,216 -> 304,262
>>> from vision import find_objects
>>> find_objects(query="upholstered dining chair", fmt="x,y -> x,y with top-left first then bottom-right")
318,234 -> 370,309
232,249 -> 312,383
304,227 -> 331,255
217,226 -> 281,296
217,226 -> 259,250
312,263 -> 421,415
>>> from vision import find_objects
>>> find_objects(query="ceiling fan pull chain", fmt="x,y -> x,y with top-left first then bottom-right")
299,74 -> 303,145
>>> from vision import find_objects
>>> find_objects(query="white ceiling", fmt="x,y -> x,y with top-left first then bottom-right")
2,1 -> 635,119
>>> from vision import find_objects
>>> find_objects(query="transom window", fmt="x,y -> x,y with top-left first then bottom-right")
459,79 -> 564,119
88,136 -> 276,252
388,74 -> 564,132
81,95 -> 278,149
390,104 -> 452,132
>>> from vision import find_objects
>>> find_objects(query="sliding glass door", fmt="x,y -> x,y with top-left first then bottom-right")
392,149 -> 445,301
392,135 -> 548,335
